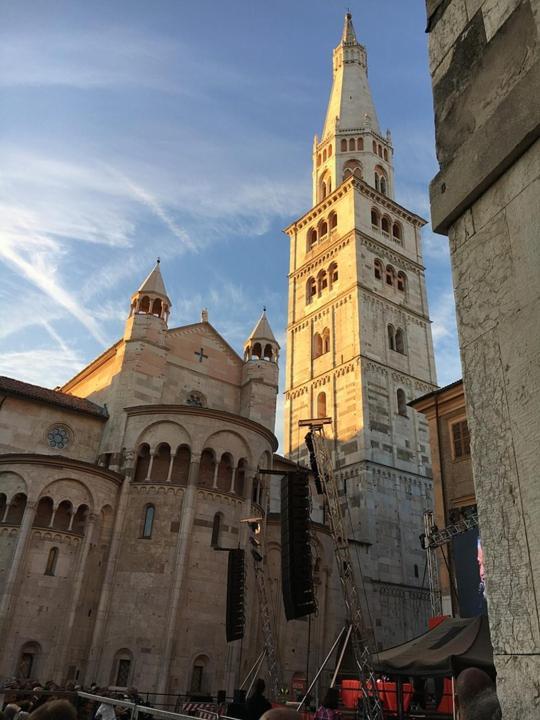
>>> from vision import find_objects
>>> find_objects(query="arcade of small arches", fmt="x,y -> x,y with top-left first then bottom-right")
374,259 -> 407,292
133,443 -> 249,496
374,166 -> 388,195
0,492 -> 92,536
372,139 -> 389,162
306,262 -> 339,304
340,136 -> 365,153
316,143 -> 333,166
371,210 -> 402,242
129,294 -> 170,322
244,341 -> 277,362
306,211 -> 338,251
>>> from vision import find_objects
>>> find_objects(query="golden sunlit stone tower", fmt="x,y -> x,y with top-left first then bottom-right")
284,13 -> 438,646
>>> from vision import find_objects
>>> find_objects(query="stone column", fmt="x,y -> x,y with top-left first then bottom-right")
229,466 -> 237,494
212,461 -> 219,489
0,500 -> 37,676
84,465 -> 133,685
156,456 -> 201,694
54,513 -> 98,681
145,451 -> 155,482
166,452 -> 177,483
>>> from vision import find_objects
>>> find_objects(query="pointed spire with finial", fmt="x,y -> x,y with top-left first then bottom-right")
129,259 -> 171,324
322,12 -> 380,138
341,11 -> 358,44
244,308 -> 279,362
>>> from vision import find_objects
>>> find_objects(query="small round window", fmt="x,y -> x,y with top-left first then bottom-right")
47,425 -> 71,450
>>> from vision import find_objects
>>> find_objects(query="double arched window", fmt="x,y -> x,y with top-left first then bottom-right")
313,328 -> 331,358
343,159 -> 362,180
387,325 -> 407,355
340,136 -> 364,152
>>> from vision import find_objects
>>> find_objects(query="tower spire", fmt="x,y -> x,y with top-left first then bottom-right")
322,12 -> 380,139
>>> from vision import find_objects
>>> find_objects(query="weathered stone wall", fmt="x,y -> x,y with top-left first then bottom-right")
425,0 -> 540,714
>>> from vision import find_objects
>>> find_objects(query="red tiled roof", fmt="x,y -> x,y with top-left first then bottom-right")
0,375 -> 108,419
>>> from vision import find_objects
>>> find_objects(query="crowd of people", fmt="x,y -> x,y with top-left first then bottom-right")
1,668 -> 502,720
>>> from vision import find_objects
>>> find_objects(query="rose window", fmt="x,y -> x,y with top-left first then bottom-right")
47,425 -> 70,449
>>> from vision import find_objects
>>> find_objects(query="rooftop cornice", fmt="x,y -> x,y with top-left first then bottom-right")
61,341 -> 122,392
284,177 -> 427,234
0,453 -> 123,485
124,404 -> 278,452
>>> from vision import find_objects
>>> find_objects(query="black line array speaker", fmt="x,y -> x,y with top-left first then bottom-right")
281,471 -> 316,620
226,548 -> 245,642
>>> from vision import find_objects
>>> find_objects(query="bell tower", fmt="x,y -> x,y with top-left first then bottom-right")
284,13 -> 437,647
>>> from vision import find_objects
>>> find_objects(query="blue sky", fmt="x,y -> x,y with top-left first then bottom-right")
0,0 -> 461,447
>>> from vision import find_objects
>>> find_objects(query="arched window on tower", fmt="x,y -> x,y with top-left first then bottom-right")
322,328 -> 330,354
328,144 -> 332,156
317,392 -> 327,418
142,504 -> 155,538
397,271 -> 407,292
343,159 -> 362,180
397,389 -> 407,417
349,138 -> 355,151
211,512 -> 222,547
306,277 -> 316,304
395,328 -> 406,355
385,265 -> 395,287
317,269 -> 328,295
313,332 -> 323,359
307,227 -> 317,250
140,296 -> 150,313
252,342 -> 262,359
380,176 -> 387,195
329,212 -> 338,230
323,148 -> 327,161
374,259 -> 383,280
318,220 -> 328,239
152,298 -> 162,316
357,137 -> 364,151
44,547 -> 59,576
387,325 -> 396,351
329,262 -> 338,287
381,216 -> 390,234
371,208 -> 380,227
341,138 -> 347,152
384,148 -> 388,161
263,344 -> 273,361
392,222 -> 402,242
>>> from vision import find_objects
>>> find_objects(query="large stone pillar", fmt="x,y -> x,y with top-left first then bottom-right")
424,1 -> 540,715
156,455 -> 200,695
84,463 -> 133,684
0,499 -> 37,675
54,512 -> 98,681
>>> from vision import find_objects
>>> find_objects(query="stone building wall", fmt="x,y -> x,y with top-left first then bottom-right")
425,0 -> 540,714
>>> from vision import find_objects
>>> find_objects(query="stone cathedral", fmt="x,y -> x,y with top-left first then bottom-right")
0,13 -> 435,696
283,13 -> 437,647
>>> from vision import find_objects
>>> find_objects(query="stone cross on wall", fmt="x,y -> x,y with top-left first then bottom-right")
194,348 -> 208,363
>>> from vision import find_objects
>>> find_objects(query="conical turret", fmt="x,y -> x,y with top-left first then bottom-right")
128,259 -> 171,324
244,309 -> 280,363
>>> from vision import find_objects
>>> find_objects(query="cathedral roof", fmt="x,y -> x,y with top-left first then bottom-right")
247,310 -> 279,346
0,375 -> 108,419
136,260 -> 169,299
341,11 -> 357,44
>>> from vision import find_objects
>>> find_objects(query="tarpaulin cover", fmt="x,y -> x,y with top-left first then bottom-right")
373,615 -> 494,677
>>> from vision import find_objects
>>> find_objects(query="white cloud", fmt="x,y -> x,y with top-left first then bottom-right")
430,290 -> 462,386
0,348 -> 82,388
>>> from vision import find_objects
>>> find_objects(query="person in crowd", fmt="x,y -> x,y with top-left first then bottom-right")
4,705 -> 20,720
28,700 -> 76,720
465,689 -> 501,720
260,709 -> 299,720
245,680 -> 272,720
314,687 -> 341,720
455,668 -> 498,720
94,695 -> 117,720
227,689 -> 247,720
